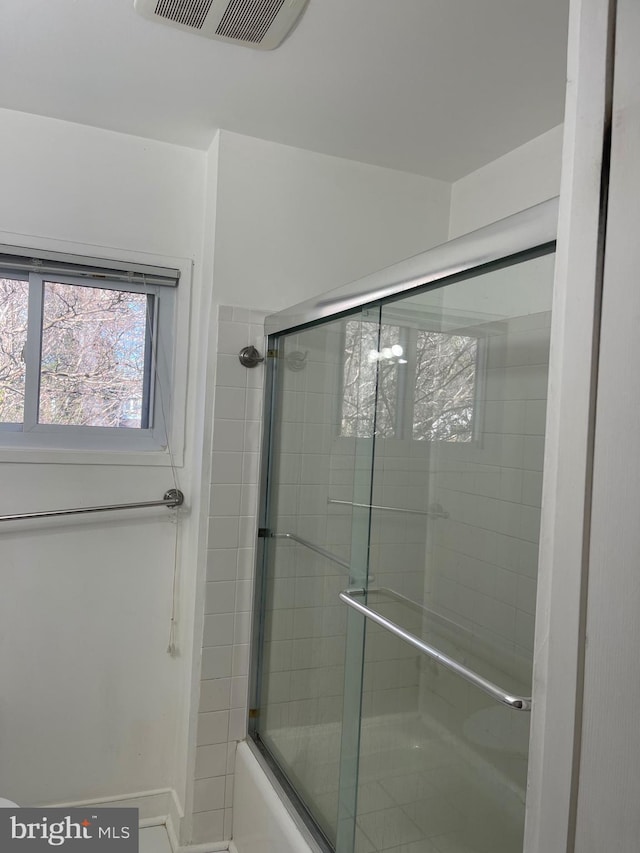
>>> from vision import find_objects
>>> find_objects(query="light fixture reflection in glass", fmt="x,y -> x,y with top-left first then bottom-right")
366,346 -> 406,363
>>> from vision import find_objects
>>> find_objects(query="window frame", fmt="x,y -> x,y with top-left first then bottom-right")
0,255 -> 185,462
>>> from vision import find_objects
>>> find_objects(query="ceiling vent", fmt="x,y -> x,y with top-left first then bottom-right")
134,0 -> 310,50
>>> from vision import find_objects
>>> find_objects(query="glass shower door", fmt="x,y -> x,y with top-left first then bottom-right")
251,308 -> 377,850
251,233 -> 555,853
338,250 -> 554,853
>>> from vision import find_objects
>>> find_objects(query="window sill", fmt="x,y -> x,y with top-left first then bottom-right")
0,446 -> 183,467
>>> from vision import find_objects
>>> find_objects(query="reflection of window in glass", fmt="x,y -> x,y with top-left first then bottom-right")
413,330 -> 478,442
342,320 -> 400,438
340,319 -> 479,442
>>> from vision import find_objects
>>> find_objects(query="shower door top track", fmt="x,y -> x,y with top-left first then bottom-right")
265,197 -> 558,335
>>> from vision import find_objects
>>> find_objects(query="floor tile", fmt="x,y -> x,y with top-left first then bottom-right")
139,825 -> 172,853
357,807 -> 423,850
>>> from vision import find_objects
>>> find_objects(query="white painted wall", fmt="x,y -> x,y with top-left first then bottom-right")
0,108 -> 207,811
449,125 -> 564,238
175,130 -> 223,842
211,131 -> 452,311
574,0 -> 640,847
0,109 -> 203,257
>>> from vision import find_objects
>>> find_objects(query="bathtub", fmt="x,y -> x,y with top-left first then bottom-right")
232,740 -> 319,853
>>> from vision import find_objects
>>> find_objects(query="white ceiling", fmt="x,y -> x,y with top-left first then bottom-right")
0,0 -> 569,181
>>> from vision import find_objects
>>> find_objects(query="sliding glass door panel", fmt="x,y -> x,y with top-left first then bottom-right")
254,310 -> 377,847
349,251 -> 554,853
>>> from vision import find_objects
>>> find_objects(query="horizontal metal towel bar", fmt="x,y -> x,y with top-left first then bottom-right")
270,532 -> 350,571
370,585 -> 474,638
0,489 -> 184,523
339,588 -> 531,711
328,499 -> 449,519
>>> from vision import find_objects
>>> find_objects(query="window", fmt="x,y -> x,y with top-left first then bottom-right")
341,318 -> 481,442
0,249 -> 179,453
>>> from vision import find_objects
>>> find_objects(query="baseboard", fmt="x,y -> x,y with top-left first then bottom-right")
165,788 -> 184,851
45,787 -> 228,853
140,817 -> 167,829
46,787 -> 173,821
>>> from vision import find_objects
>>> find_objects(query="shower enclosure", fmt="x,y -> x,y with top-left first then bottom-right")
249,201 -> 557,853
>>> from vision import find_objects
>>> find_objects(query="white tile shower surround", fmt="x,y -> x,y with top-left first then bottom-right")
426,311 -> 551,660
194,306 -> 267,845
254,307 -> 545,747
259,318 -> 429,738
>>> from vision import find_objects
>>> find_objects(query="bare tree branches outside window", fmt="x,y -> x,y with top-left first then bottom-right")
413,330 -> 477,442
341,319 -> 478,442
0,279 -> 151,429
0,278 -> 29,423
39,282 -> 149,428
341,320 -> 399,438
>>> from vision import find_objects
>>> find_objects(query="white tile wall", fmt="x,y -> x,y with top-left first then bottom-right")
192,306 -> 266,845
412,311 -> 551,794
426,312 -> 551,658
